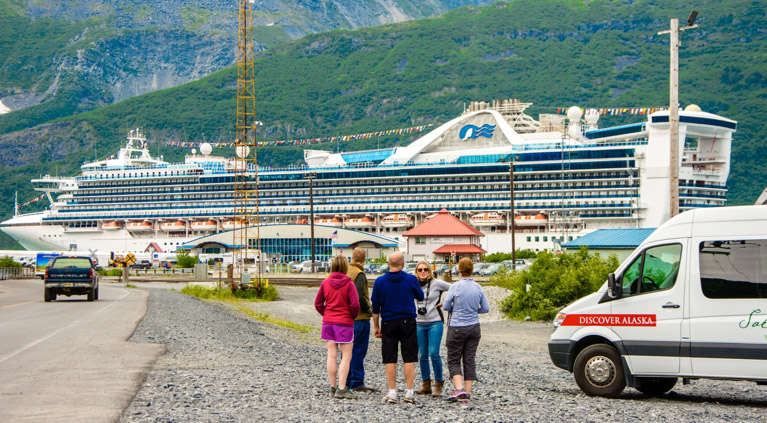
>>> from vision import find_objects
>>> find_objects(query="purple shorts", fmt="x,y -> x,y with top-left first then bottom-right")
321,323 -> 354,344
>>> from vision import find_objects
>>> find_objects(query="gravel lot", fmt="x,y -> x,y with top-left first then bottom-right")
121,285 -> 767,422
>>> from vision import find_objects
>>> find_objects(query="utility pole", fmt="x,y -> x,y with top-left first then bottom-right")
658,11 -> 699,218
306,172 -> 317,274
509,161 -> 516,269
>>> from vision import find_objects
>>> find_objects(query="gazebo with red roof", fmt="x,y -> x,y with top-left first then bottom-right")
402,209 -> 486,263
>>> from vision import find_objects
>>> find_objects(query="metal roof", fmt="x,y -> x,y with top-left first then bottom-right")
562,228 -> 656,249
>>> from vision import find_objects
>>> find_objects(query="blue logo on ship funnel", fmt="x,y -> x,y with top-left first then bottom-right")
459,124 -> 496,140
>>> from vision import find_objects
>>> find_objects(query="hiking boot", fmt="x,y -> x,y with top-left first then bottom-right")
446,389 -> 467,402
382,394 -> 397,404
329,386 -> 336,398
404,392 -> 416,404
334,387 -> 355,399
432,380 -> 444,397
415,379 -> 432,395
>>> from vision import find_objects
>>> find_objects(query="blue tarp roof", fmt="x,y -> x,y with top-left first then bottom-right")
562,228 -> 656,249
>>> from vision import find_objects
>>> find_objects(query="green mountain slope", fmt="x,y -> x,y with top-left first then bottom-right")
0,0 -> 765,249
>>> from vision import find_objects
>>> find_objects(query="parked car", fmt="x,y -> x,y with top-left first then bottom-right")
373,264 -> 389,274
365,263 -> 383,274
129,260 -> 152,269
433,264 -> 452,277
44,256 -> 100,302
472,263 -> 491,275
403,262 -> 418,274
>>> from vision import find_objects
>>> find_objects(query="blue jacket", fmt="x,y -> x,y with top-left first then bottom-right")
371,270 -> 424,322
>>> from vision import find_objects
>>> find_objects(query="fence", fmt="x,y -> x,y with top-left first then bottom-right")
0,267 -> 36,279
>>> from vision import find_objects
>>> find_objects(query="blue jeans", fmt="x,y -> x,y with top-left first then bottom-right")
416,321 -> 444,381
348,319 -> 370,389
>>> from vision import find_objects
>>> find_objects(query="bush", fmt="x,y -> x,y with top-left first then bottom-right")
175,249 -> 198,268
484,250 -> 537,263
180,283 -> 279,301
0,256 -> 21,267
494,247 -> 619,321
99,268 -> 123,276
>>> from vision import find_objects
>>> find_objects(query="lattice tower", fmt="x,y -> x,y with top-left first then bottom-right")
233,0 -> 261,285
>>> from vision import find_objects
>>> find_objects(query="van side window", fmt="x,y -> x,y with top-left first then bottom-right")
621,244 -> 682,297
700,240 -> 767,299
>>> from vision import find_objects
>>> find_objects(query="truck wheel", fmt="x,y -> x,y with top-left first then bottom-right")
44,288 -> 52,302
87,287 -> 95,302
635,377 -> 677,396
573,344 -> 626,397
94,286 -> 99,300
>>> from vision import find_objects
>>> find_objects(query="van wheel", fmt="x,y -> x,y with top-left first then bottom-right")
573,344 -> 626,397
635,377 -> 677,396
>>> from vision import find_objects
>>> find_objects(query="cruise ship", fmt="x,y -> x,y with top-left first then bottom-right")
0,99 -> 735,255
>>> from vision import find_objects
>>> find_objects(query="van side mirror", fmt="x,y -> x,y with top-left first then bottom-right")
607,272 -> 621,299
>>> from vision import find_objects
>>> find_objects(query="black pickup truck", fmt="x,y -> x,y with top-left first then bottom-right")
44,256 -> 100,302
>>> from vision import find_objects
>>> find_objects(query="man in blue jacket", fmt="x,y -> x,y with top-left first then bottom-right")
371,251 -> 424,404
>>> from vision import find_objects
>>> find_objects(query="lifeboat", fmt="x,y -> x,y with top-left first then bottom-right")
102,221 -> 121,231
381,214 -> 412,228
469,212 -> 506,227
514,213 -> 548,227
291,218 -> 309,225
191,220 -> 217,232
345,216 -> 375,228
314,216 -> 343,227
126,221 -> 154,232
222,220 -> 248,231
160,221 -> 186,232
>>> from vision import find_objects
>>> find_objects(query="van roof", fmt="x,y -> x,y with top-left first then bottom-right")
644,205 -> 767,244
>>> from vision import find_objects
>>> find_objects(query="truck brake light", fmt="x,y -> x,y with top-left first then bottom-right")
45,268 -> 49,279
89,269 -> 94,279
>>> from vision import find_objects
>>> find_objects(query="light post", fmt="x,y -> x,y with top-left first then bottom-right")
658,10 -> 699,218
509,161 -> 516,269
306,172 -> 317,274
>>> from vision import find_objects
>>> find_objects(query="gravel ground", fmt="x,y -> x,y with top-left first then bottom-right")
121,285 -> 767,422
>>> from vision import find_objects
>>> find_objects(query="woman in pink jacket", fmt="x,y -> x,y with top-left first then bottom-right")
315,255 -> 360,399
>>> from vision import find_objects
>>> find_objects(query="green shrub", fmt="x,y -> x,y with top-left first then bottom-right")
180,283 -> 279,301
484,250 -> 538,263
175,249 -> 198,268
0,256 -> 21,267
98,268 -> 123,276
494,247 -> 619,321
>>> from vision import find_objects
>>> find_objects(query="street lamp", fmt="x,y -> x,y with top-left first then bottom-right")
305,172 -> 317,274
658,10 -> 699,218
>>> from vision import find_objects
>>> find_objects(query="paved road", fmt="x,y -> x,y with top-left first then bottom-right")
0,279 -> 165,423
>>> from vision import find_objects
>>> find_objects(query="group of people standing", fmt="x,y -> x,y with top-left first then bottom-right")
314,249 -> 489,404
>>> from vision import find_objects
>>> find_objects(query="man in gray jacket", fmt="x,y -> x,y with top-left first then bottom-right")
346,247 -> 376,392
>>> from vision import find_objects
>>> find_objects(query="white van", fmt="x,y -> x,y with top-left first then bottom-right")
549,205 -> 767,397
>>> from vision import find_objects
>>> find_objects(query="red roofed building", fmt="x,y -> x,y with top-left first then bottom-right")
402,209 -> 486,262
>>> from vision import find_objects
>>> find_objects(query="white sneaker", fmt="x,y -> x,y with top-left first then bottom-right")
382,394 -> 397,404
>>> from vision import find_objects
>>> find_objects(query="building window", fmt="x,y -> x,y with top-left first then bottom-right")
526,236 -> 531,242
535,236 -> 539,242
543,236 -> 548,242
416,237 -> 426,245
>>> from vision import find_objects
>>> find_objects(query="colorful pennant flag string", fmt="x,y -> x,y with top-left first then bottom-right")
17,194 -> 45,210
164,124 -> 433,149
555,107 -> 669,116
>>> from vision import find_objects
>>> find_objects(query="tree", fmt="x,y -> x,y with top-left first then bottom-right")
495,247 -> 619,321
175,249 -> 198,268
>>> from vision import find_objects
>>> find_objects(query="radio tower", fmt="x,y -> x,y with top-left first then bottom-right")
233,0 -> 261,290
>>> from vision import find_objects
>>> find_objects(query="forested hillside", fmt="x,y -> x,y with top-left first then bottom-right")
0,0 -> 765,249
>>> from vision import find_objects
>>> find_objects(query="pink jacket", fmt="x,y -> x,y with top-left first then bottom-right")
315,272 -> 360,326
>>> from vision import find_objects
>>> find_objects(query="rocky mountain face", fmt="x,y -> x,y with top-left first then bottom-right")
0,0 -> 493,120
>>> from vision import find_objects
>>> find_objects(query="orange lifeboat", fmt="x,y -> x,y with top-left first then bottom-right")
514,213 -> 548,227
314,216 -> 343,227
126,221 -> 153,232
102,221 -> 121,231
381,214 -> 412,228
469,212 -> 506,227
292,218 -> 309,225
222,220 -> 248,231
344,216 -> 375,228
191,220 -> 217,232
160,221 -> 186,232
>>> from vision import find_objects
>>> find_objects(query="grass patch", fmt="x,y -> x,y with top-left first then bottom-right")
126,283 -> 137,288
179,284 -> 313,333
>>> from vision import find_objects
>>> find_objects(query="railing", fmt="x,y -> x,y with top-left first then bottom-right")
0,267 -> 36,279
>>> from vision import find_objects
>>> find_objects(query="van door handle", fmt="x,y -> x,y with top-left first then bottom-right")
662,303 -> 680,309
